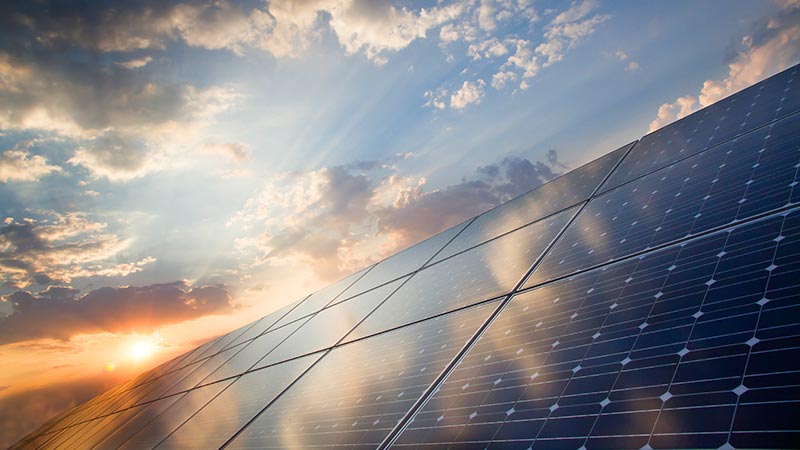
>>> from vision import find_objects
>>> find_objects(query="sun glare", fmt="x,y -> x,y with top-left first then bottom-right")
129,339 -> 157,361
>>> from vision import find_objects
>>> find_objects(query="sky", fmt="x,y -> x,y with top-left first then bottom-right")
1,0 -> 799,446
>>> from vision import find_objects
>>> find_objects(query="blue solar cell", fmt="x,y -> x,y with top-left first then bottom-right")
344,206 -> 577,343
603,64 -> 800,192
390,208 -> 800,450
526,112 -> 800,288
225,301 -> 498,449
429,143 -> 632,265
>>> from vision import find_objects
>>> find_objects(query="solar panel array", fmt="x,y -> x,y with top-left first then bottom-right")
13,64 -> 800,450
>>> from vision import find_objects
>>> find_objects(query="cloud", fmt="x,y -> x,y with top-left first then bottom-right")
200,142 -> 251,162
325,0 -> 467,64
0,281 -> 235,344
614,49 -> 640,72
0,8 -> 242,181
423,87 -> 449,110
0,212 -> 154,288
451,79 -> 486,109
116,56 -> 154,70
0,146 -> 61,183
467,37 -> 510,60
536,0 -> 609,67
491,70 -> 517,90
648,1 -> 800,131
426,0 -> 602,108
230,153 -> 565,281
625,61 -> 640,72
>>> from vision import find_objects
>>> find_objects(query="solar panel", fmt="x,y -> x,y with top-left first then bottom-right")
224,301 -> 498,449
428,143 -> 633,265
344,205 -> 577,343
251,278 -> 406,369
17,63 -> 800,450
335,220 -> 472,300
155,354 -> 321,449
269,265 -> 374,329
602,65 -> 800,192
197,318 -> 308,385
388,207 -> 800,449
218,296 -> 307,351
525,111 -> 800,288
117,380 -> 235,449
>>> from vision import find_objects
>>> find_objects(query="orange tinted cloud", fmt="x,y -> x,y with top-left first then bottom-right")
0,281 -> 236,345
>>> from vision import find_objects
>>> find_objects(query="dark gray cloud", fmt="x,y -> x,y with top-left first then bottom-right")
0,281 -> 235,345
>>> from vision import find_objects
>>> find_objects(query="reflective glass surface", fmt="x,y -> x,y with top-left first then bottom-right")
157,354 -> 321,449
118,381 -> 233,449
527,112 -> 800,288
226,301 -> 498,449
337,220 -> 471,300
220,298 -> 305,350
346,206 -> 577,342
254,278 -> 406,369
200,319 -> 307,384
430,144 -> 632,265
392,209 -> 800,449
270,265 -> 373,328
603,64 -> 800,191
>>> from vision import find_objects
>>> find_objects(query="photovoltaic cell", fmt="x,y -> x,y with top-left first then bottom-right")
218,297 -> 306,351
198,318 -> 307,385
344,206 -> 577,343
118,381 -> 234,449
391,208 -> 800,449
526,111 -> 800,288
253,278 -> 405,369
225,301 -> 499,449
269,265 -> 373,329
336,220 -> 471,301
155,354 -> 321,449
429,144 -> 632,265
602,65 -> 800,192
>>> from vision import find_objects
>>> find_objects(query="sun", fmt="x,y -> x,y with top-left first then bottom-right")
129,339 -> 157,361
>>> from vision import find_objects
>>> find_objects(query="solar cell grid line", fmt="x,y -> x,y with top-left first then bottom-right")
249,277 -> 409,370
335,218 -> 475,302
601,63 -> 800,193
268,264 -> 376,330
220,300 -> 500,449
90,380 -> 232,450
112,379 -> 236,449
29,381 -> 126,436
387,207 -> 800,450
152,353 -> 323,449
377,142 -> 636,449
41,379 -> 141,437
189,315 -> 311,386
343,204 -> 581,344
427,143 -> 634,266
217,295 -> 309,351
524,111 -> 800,289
